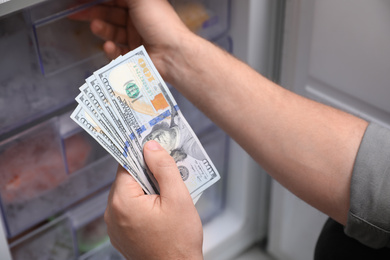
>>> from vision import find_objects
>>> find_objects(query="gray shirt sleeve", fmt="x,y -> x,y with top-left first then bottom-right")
344,123 -> 390,248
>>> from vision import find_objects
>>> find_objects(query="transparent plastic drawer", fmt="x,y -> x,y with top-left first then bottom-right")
0,119 -> 67,237
172,0 -> 231,40
0,0 -> 109,136
0,113 -> 117,238
76,215 -> 108,254
29,0 -> 107,77
68,189 -> 111,256
10,216 -> 76,260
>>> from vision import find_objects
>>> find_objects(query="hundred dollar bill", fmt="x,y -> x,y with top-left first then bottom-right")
75,90 -> 140,172
76,90 -> 124,153
93,46 -> 220,199
78,83 -> 141,171
79,82 -> 131,158
75,88 -> 157,194
85,75 -> 160,194
70,105 -> 154,194
84,75 -> 133,148
94,46 -> 175,137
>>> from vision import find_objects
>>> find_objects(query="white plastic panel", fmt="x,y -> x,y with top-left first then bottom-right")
283,0 -> 390,127
308,0 -> 390,115
268,182 -> 327,260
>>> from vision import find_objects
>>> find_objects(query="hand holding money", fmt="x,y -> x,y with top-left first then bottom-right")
71,46 -> 220,202
71,46 -> 211,259
105,141 -> 203,260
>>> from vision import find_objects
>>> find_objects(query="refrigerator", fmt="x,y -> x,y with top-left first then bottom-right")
1,0 -> 389,259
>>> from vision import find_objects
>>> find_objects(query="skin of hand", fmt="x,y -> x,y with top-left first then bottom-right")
104,140 -> 203,260
69,0 -> 194,82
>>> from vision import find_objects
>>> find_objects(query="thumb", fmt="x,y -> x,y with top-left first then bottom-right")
143,140 -> 191,201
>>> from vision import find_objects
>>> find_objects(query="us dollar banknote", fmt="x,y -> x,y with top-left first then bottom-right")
71,46 -> 220,201
70,105 -> 154,194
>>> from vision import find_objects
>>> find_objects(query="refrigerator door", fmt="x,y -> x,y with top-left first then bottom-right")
268,0 -> 390,259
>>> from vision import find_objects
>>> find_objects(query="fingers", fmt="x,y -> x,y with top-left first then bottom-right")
143,141 -> 191,202
103,41 -> 126,60
105,165 -> 144,232
91,19 -> 127,44
112,165 -> 145,198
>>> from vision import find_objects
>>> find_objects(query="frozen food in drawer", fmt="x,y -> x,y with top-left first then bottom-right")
30,0 -> 108,76
10,216 -> 76,260
0,119 -> 67,237
2,153 -> 116,238
63,130 -> 108,174
0,118 -> 118,238
172,0 -> 231,40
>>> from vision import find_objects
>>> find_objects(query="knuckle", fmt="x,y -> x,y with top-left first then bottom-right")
106,193 -> 133,226
110,192 -> 124,212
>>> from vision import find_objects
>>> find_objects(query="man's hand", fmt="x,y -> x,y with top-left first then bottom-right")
104,140 -> 203,260
70,0 -> 194,82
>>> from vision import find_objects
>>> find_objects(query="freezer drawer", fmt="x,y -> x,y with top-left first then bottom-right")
10,216 -> 76,260
0,113 -> 118,238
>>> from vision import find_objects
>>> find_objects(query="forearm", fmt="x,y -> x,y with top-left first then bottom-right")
165,34 -> 368,224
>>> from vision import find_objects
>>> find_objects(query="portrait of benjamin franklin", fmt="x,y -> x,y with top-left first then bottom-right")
142,115 -> 205,163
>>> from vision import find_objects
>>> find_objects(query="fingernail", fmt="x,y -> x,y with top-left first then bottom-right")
146,140 -> 163,151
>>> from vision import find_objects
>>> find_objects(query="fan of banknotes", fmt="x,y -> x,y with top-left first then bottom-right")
71,46 -> 220,203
